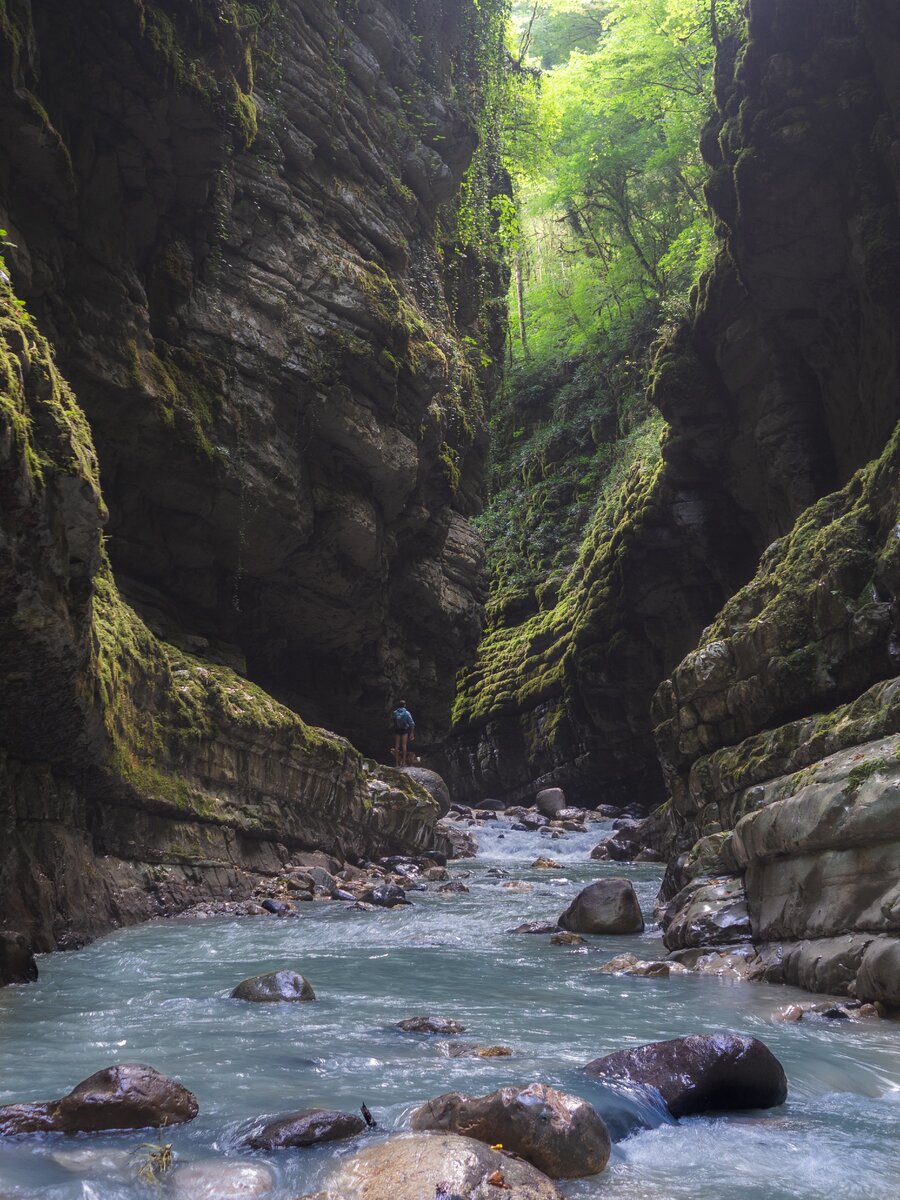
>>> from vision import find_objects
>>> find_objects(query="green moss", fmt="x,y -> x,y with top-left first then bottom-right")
128,340 -> 224,462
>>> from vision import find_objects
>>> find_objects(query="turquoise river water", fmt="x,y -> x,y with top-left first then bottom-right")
0,818 -> 897,1198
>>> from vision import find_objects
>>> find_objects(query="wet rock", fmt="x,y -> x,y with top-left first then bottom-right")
396,1015 -> 467,1034
400,768 -> 452,817
532,857 -> 562,869
594,954 -> 689,977
436,819 -> 478,859
536,788 -> 567,818
0,932 -> 38,986
323,1132 -> 565,1199
246,1108 -> 365,1150
0,1064 -> 198,1134
509,921 -> 559,935
550,931 -> 586,946
425,866 -> 450,881
260,899 -> 292,916
556,807 -> 587,821
562,821 -> 586,832
360,884 -> 409,908
589,833 -> 640,862
558,879 -> 644,935
478,799 -> 507,811
438,881 -> 470,893
444,1043 -> 514,1058
519,812 -> 549,830
331,888 -> 357,901
231,970 -> 316,1002
584,1034 -> 788,1117
410,1082 -> 611,1179
51,1147 -> 134,1178
171,1160 -> 276,1198
635,849 -> 665,863
285,874 -> 315,893
662,877 -> 752,950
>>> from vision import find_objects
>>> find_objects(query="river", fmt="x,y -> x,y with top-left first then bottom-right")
0,819 -> 897,1198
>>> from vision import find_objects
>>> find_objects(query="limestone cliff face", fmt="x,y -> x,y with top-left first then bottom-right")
0,0 -> 498,973
445,0 -> 900,838
0,0 -> 502,755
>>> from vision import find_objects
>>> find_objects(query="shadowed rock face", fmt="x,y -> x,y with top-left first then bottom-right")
0,0 -> 502,756
0,1 -> 495,963
584,1034 -> 788,1118
558,879 -> 644,936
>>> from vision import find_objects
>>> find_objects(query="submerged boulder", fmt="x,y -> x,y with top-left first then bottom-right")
396,1015 -> 466,1034
246,1108 -> 365,1150
583,1033 -> 787,1117
0,1064 -> 198,1135
171,1160 -> 275,1198
323,1132 -> 564,1199
558,879 -> 644,934
231,970 -> 316,1002
410,1083 -> 611,1179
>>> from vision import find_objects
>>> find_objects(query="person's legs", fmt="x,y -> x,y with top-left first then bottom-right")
393,734 -> 401,765
399,732 -> 408,766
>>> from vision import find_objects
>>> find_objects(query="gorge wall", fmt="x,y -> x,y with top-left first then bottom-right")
445,0 -> 900,1000
0,0 -> 501,973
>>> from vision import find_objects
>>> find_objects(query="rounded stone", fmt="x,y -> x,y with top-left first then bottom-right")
325,1132 -> 565,1199
583,1033 -> 788,1117
410,1083 -> 611,1179
0,1064 -> 199,1135
246,1108 -> 365,1150
558,879 -> 644,935
231,970 -> 316,1002
536,788 -> 566,817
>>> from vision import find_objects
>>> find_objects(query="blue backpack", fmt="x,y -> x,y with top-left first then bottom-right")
391,707 -> 413,732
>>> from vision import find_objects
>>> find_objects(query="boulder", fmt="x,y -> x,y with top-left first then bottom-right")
583,1033 -> 788,1117
509,921 -> 559,935
360,884 -> 409,907
231,970 -> 316,1002
438,881 -> 470,893
396,1015 -> 466,1034
550,931 -> 585,946
410,1083 -> 610,1179
535,788 -> 566,818
0,931 -> 38,986
589,833 -> 639,862
324,1132 -> 565,1199
435,819 -> 478,859
519,812 -> 549,830
532,857 -> 562,869
171,1160 -> 276,1198
558,880 -> 644,935
0,1064 -> 198,1135
478,799 -> 506,811
246,1108 -> 365,1150
400,767 -> 451,816
444,1043 -> 513,1058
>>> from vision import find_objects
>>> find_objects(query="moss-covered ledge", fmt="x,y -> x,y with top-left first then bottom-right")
0,265 -> 444,955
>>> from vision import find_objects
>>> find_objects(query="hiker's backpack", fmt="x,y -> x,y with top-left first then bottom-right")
391,707 -> 413,732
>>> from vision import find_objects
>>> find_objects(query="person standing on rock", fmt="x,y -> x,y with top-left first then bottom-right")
390,701 -> 415,767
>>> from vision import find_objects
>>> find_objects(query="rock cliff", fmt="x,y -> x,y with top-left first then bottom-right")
445,0 -> 900,1002
0,0 -> 501,973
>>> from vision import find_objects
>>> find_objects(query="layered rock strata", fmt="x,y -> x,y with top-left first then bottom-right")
0,0 -> 502,755
655,424 -> 900,1004
0,176 -> 447,972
